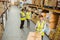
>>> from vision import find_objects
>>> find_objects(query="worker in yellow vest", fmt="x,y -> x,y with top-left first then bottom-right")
26,8 -> 31,28
20,9 -> 26,29
35,15 -> 46,40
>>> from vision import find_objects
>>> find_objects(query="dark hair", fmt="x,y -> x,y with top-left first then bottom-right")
42,10 -> 49,13
39,15 -> 43,18
21,9 -> 24,11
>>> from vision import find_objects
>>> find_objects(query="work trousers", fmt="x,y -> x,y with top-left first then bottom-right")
20,20 -> 25,29
27,19 -> 30,27
42,36 -> 43,40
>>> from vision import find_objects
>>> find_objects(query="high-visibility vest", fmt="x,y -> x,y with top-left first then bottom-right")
36,21 -> 46,36
26,12 -> 31,19
20,12 -> 26,20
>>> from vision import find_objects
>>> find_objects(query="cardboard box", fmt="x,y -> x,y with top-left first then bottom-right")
32,0 -> 35,4
27,32 -> 41,40
44,0 -> 57,7
0,24 -> 3,40
0,2 -> 4,16
57,0 -> 60,7
35,0 -> 41,6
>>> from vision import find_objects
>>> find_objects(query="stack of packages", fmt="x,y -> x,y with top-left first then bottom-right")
49,15 -> 60,40
0,24 -> 3,40
44,0 -> 49,6
14,1 -> 19,6
35,0 -> 42,7
32,0 -> 35,4
44,0 -> 57,9
27,32 -> 41,40
0,2 -> 4,40
0,2 -> 4,24
48,0 -> 57,7
31,9 -> 40,23
0,2 -> 4,25
57,0 -> 60,7
49,29 -> 56,40
53,15 -> 60,40
32,0 -> 42,7
56,0 -> 60,9
0,2 -> 4,16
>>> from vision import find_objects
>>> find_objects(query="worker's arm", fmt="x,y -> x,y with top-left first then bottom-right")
35,21 -> 38,29
20,13 -> 22,18
30,12 -> 32,18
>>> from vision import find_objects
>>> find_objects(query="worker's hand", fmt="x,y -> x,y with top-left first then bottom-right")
35,27 -> 37,31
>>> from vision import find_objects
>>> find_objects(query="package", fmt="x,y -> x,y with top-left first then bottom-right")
0,2 -> 4,16
49,16 -> 60,40
53,26 -> 60,40
57,0 -> 60,8
0,24 -> 3,40
44,0 -> 57,7
0,2 -> 4,8
32,0 -> 43,7
27,32 -> 41,40
44,0 -> 49,6
32,0 -> 35,4
53,16 -> 60,40
35,0 -> 41,6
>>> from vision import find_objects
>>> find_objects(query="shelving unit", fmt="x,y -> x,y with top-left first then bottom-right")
0,0 -> 9,31
26,0 -> 60,13
26,0 -> 60,40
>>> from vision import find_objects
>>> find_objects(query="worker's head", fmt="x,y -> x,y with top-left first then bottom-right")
41,13 -> 46,18
39,15 -> 44,20
21,9 -> 25,12
41,10 -> 49,18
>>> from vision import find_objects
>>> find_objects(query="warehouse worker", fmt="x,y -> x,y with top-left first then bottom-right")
26,8 -> 31,28
35,15 -> 46,40
20,9 -> 26,29
20,0 -> 26,8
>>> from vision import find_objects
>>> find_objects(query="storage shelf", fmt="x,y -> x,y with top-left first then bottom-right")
42,8 -> 60,13
26,4 -> 60,13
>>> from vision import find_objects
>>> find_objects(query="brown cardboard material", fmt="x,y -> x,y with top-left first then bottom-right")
27,32 -> 41,40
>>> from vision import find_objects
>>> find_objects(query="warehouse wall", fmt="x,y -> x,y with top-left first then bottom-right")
26,0 -> 32,4
10,0 -> 17,5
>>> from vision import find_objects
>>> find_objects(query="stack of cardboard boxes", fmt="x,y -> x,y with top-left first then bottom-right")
49,15 -> 60,40
0,2 -> 4,40
44,0 -> 57,9
27,32 -> 41,40
53,15 -> 60,40
56,0 -> 60,9
32,0 -> 42,7
57,0 -> 60,7
0,24 -> 3,40
54,27 -> 60,40
0,2 -> 4,16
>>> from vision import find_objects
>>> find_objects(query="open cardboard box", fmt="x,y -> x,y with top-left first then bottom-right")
27,32 -> 41,40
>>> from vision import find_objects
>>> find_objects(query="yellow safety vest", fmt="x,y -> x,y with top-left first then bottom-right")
26,12 -> 31,19
36,21 -> 45,36
20,12 -> 26,20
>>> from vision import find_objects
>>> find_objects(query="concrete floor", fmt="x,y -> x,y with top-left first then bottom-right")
2,6 -> 49,40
